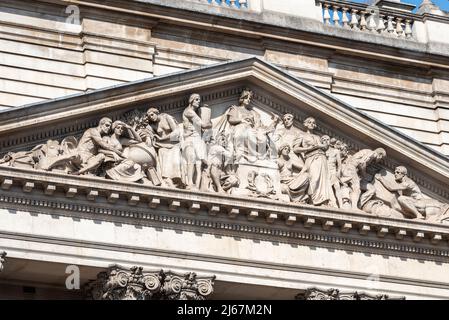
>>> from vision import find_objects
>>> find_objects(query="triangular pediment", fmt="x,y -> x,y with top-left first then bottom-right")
0,57 -> 448,231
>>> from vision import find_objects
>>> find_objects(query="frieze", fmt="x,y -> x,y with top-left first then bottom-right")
1,89 -> 448,224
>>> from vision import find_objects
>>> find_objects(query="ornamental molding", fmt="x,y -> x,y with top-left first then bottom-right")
1,172 -> 449,261
295,287 -> 405,300
85,265 -> 215,300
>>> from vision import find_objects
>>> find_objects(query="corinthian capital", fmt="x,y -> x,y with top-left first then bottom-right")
85,265 -> 163,300
85,266 -> 216,300
0,251 -> 6,272
161,271 -> 216,300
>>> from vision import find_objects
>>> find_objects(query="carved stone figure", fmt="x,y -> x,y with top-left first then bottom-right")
225,89 -> 279,163
101,121 -> 146,183
75,117 -> 120,175
374,166 -> 449,222
145,107 -> 183,187
326,138 -> 343,208
0,251 -> 6,272
340,148 -> 386,209
295,287 -> 405,300
182,94 -> 211,189
292,117 -> 334,206
277,143 -> 308,203
206,133 -> 239,193
272,113 -> 305,167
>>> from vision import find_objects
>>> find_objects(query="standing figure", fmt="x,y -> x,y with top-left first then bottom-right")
277,143 -> 308,203
182,94 -> 211,190
340,148 -> 386,209
226,89 -> 279,163
145,107 -> 183,187
75,117 -> 121,175
326,138 -> 343,208
292,117 -> 333,206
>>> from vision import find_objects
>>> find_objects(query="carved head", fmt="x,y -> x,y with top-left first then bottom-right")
394,166 -> 407,181
282,113 -> 294,129
303,117 -> 316,131
99,117 -> 113,135
278,143 -> 291,157
146,107 -> 160,123
112,121 -> 127,136
373,148 -> 386,162
321,135 -> 330,146
239,89 -> 253,108
216,133 -> 228,147
189,94 -> 201,109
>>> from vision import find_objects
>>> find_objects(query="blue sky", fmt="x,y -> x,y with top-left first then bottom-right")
353,0 -> 449,12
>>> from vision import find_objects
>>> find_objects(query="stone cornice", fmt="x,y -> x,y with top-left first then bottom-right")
1,166 -> 449,260
43,0 -> 449,69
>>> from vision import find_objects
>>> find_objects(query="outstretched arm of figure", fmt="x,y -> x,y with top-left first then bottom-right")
375,174 -> 407,192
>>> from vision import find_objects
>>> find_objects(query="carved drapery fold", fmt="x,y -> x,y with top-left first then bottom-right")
0,251 -> 6,272
85,266 -> 215,300
295,288 -> 405,300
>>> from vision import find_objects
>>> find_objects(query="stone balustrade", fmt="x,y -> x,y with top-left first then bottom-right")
200,0 -> 248,9
317,0 -> 416,39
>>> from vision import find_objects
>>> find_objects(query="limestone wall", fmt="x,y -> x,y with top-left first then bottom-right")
1,0 -> 449,155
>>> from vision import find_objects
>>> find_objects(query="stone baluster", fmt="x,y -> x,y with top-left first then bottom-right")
396,17 -> 404,37
239,0 -> 248,7
377,15 -> 386,34
332,6 -> 340,26
323,4 -> 331,25
230,0 -> 236,6
350,9 -> 359,29
367,11 -> 377,32
405,19 -> 413,38
387,16 -> 395,35
360,11 -> 367,31
342,8 -> 350,28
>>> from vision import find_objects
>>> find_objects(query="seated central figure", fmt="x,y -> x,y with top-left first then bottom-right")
226,89 -> 279,163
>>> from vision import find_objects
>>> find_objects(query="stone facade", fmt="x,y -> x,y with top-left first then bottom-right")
0,0 -> 449,300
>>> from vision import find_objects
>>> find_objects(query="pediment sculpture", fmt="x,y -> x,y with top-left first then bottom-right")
1,89 -> 448,224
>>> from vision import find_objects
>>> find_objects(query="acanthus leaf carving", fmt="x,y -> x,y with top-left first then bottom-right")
85,266 -> 215,300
